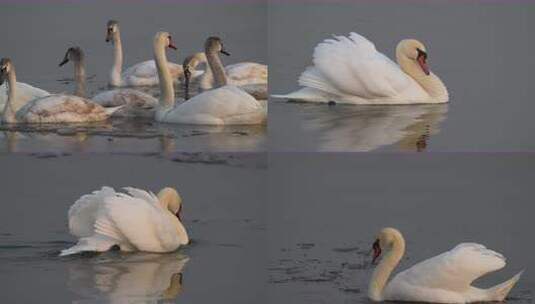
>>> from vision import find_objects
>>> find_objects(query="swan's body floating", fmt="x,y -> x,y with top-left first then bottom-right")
59,46 -> 158,118
0,56 -> 118,124
273,33 -> 448,105
156,33 -> 266,125
106,20 -> 201,87
61,186 -> 189,256
0,82 -> 49,113
184,52 -> 268,100
369,228 -> 523,303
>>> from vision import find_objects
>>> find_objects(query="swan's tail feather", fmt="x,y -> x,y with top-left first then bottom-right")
271,88 -> 329,103
104,105 -> 125,116
298,66 -> 341,96
487,270 -> 524,301
59,235 -> 116,256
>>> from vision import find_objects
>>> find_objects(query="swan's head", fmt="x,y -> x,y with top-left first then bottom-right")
371,227 -> 402,264
0,58 -> 12,85
158,187 -> 183,220
59,46 -> 84,67
106,20 -> 119,43
205,36 -> 230,56
154,32 -> 177,51
397,39 -> 430,75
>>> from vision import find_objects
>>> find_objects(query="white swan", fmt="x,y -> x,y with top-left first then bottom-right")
184,52 -> 268,99
60,186 -> 189,256
0,57 -> 118,124
156,33 -> 266,125
369,228 -> 523,303
106,20 -> 185,87
59,46 -> 157,118
0,82 -> 49,114
273,32 -> 448,105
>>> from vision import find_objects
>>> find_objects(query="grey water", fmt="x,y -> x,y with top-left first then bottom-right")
0,2 -> 267,152
0,153 -> 266,303
268,2 -> 535,152
267,153 -> 534,303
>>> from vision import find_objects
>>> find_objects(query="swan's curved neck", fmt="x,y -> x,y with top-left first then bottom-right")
73,57 -> 87,98
397,55 -> 449,103
206,50 -> 227,88
3,66 -> 20,123
110,30 -> 123,87
154,42 -> 175,108
368,234 -> 405,301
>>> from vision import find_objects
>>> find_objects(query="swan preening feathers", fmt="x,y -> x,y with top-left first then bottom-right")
61,186 -> 189,256
273,32 -> 449,104
369,228 -> 523,303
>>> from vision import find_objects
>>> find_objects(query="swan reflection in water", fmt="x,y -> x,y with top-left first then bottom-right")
297,103 -> 448,151
0,120 -> 266,153
68,252 -> 189,303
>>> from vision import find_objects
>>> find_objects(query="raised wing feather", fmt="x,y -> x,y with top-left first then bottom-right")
95,193 -> 179,252
312,32 -> 411,98
68,186 -> 116,238
394,243 -> 506,291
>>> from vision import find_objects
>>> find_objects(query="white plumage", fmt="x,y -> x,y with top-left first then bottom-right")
369,228 -> 523,303
61,186 -> 189,256
0,82 -> 49,112
273,32 -> 448,104
158,85 -> 266,125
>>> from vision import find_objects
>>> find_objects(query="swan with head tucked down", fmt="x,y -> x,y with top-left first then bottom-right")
272,32 -> 448,104
106,20 -> 200,87
60,186 -> 189,256
59,46 -> 158,118
0,56 -> 119,124
368,228 -> 523,303
155,33 -> 266,125
183,52 -> 268,99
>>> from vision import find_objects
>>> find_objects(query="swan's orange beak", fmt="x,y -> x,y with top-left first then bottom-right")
372,239 -> 382,265
417,49 -> 430,75
168,36 -> 177,50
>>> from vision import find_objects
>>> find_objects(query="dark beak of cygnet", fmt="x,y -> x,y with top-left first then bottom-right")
220,48 -> 230,56
105,28 -> 112,43
372,239 -> 382,265
59,56 -> 69,67
168,36 -> 177,50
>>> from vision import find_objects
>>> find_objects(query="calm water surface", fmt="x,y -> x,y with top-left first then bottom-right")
0,154 -> 266,303
267,153 -> 534,303
0,2 -> 267,152
268,2 -> 535,152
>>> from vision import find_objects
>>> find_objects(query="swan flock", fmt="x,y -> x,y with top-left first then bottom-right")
0,20 -> 267,125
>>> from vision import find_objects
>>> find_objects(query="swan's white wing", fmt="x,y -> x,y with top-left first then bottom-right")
168,85 -> 266,125
95,192 -> 180,252
122,187 -> 159,205
226,62 -> 268,85
68,186 -> 116,238
392,243 -> 506,291
0,82 -> 49,111
125,60 -> 183,79
311,32 -> 411,98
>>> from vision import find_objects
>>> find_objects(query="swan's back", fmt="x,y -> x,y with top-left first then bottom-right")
164,85 -> 266,125
0,82 -> 49,111
17,94 -> 111,123
123,60 -> 183,86
226,62 -> 267,85
387,243 -> 506,296
308,32 -> 413,99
